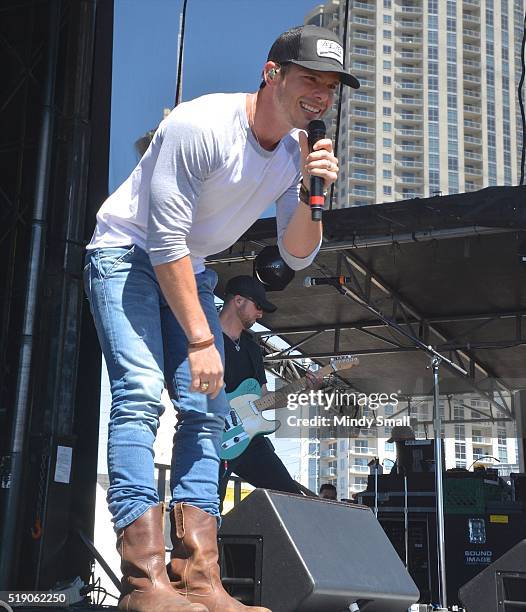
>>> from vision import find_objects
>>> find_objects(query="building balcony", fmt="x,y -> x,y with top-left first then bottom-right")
357,78 -> 375,88
463,43 -> 481,55
465,135 -> 482,145
472,453 -> 494,462
396,159 -> 424,168
464,104 -> 481,115
465,166 -> 483,176
464,0 -> 480,7
463,13 -> 481,24
464,74 -> 481,84
352,47 -> 376,57
354,109 -> 376,118
351,140 -> 375,150
397,144 -> 423,152
352,31 -> 376,42
396,5 -> 423,15
396,98 -> 422,107
397,51 -> 423,60
354,1 -> 375,12
321,449 -> 337,458
351,172 -> 375,183
351,156 -> 375,166
464,89 -> 480,100
352,16 -> 375,27
350,464 -> 370,474
352,446 -> 376,455
465,181 -> 481,191
397,176 -> 423,185
396,65 -> 422,74
464,58 -> 481,69
352,61 -> 375,73
351,125 -> 376,134
352,483 -> 370,493
322,467 -> 337,477
397,128 -> 423,136
397,190 -> 422,199
396,20 -> 422,30
465,150 -> 482,161
397,35 -> 423,44
396,81 -> 423,90
464,119 -> 481,130
352,93 -> 375,104
463,28 -> 480,39
396,113 -> 423,122
350,188 -> 375,198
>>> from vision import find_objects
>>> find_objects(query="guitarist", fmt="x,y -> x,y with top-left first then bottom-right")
218,275 -> 319,509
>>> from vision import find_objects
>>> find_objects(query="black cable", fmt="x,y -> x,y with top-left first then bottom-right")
175,0 -> 189,106
519,9 -> 526,185
329,0 -> 351,210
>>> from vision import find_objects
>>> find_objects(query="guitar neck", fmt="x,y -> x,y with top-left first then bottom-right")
254,365 -> 334,413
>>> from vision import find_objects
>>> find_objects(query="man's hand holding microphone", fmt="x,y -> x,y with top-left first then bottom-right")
298,120 -> 339,221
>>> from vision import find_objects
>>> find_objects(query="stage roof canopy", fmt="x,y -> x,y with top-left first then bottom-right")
208,186 -> 526,415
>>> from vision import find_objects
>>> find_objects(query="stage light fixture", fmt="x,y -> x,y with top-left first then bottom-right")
253,245 -> 295,291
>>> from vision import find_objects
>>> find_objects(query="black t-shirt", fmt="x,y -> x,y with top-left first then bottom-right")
223,331 -> 267,393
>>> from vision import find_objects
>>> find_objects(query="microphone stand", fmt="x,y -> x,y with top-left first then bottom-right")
333,283 -> 467,610
431,356 -> 448,608
370,457 -> 382,517
403,468 -> 409,569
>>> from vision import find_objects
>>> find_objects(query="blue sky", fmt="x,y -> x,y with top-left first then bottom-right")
110,0 -> 323,191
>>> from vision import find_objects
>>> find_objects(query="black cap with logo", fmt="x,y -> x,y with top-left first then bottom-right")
225,276 -> 277,314
268,25 -> 360,89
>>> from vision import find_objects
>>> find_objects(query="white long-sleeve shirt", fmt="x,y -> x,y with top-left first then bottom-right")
87,92 -> 321,273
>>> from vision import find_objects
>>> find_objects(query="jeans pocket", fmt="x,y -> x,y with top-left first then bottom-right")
94,245 -> 136,279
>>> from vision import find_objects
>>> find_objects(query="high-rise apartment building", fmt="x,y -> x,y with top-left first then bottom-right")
306,0 -> 526,208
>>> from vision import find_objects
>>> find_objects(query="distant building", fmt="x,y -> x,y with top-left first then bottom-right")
306,0 -> 526,207
298,394 -> 519,500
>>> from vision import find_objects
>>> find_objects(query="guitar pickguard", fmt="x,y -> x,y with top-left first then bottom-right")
221,378 -> 279,460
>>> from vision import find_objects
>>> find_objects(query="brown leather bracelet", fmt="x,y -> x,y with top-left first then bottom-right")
188,334 -> 215,350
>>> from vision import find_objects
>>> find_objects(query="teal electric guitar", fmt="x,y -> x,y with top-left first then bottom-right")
220,356 -> 359,460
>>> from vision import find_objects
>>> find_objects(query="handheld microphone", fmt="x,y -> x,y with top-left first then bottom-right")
307,120 -> 326,222
303,276 -> 351,287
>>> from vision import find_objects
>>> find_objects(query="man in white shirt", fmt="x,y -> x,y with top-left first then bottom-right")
84,24 -> 358,612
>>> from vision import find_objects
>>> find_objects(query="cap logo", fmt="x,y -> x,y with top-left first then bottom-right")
316,39 -> 344,65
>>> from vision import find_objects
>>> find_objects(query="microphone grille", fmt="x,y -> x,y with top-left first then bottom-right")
308,119 -> 326,133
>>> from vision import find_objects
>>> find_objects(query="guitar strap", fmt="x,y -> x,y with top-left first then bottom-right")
240,332 -> 265,387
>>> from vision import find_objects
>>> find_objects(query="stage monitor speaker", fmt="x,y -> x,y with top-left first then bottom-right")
459,539 -> 526,612
219,489 -> 419,612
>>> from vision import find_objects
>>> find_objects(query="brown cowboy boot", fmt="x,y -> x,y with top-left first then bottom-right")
167,503 -> 271,612
117,503 -> 208,611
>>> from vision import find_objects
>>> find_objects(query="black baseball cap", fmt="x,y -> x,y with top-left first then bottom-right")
268,25 -> 360,89
225,276 -> 277,314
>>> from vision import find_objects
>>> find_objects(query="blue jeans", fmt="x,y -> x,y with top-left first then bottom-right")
84,245 -> 228,530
